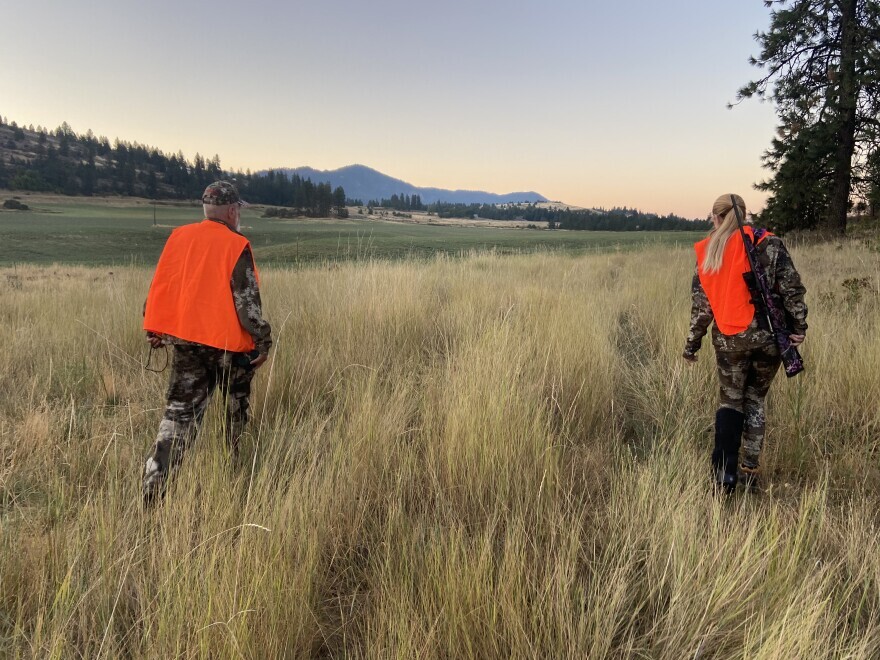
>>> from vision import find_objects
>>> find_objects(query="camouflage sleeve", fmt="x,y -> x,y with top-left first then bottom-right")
773,240 -> 808,334
231,247 -> 272,355
684,267 -> 713,356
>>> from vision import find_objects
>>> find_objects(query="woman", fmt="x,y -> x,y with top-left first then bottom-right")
683,194 -> 807,493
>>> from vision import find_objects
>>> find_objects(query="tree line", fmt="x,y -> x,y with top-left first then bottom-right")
366,193 -> 426,211
360,195 -> 709,231
0,118 -> 348,217
0,115 -> 745,234
427,202 -> 710,231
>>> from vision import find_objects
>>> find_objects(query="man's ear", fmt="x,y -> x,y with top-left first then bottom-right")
228,205 -> 238,224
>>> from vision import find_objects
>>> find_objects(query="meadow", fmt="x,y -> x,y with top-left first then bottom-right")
0,194 -> 701,266
2,217 -> 880,657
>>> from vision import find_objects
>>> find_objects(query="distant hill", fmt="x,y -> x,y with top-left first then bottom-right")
0,120 -> 346,216
275,165 -> 548,205
1,118 -> 704,231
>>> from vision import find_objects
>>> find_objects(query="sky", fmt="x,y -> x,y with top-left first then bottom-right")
0,0 -> 780,218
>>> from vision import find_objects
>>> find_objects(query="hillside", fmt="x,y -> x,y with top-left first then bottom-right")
0,118 -> 699,230
0,121 -> 546,207
278,164 -> 548,205
0,119 -> 345,215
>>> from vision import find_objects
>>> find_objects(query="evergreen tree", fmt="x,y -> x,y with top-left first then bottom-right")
80,149 -> 97,196
865,147 -> 880,216
757,122 -> 836,230
333,186 -> 346,210
207,154 -> 222,181
739,0 -> 880,234
147,169 -> 158,199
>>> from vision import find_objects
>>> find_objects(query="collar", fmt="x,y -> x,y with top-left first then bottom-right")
204,217 -> 243,236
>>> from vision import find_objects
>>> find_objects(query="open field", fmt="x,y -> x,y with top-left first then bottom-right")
2,238 -> 880,657
0,193 -> 702,266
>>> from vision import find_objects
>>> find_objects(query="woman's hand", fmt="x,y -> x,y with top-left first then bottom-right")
789,334 -> 805,346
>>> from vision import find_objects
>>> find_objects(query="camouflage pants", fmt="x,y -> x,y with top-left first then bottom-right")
143,343 -> 255,500
715,343 -> 781,469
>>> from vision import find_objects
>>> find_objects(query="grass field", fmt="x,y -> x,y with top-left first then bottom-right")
1,233 -> 880,657
0,193 -> 703,266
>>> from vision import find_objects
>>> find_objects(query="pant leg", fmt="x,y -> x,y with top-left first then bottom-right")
217,353 -> 256,454
741,344 -> 782,469
715,349 -> 750,413
143,344 -> 219,499
713,348 -> 752,478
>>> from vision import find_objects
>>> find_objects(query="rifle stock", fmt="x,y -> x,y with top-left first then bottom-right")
730,195 -> 804,378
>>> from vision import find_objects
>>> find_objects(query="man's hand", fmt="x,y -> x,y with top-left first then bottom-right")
789,334 -> 805,347
146,332 -> 164,349
682,351 -> 698,364
250,352 -> 268,369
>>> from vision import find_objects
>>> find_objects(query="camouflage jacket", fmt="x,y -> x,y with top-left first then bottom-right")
145,229 -> 272,355
685,234 -> 807,356
229,245 -> 272,355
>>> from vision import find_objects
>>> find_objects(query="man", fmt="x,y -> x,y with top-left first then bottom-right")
142,180 -> 272,503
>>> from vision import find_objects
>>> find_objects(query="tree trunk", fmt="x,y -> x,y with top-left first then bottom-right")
825,0 -> 859,236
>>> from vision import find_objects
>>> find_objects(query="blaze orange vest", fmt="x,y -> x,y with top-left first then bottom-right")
144,219 -> 257,352
694,226 -> 770,335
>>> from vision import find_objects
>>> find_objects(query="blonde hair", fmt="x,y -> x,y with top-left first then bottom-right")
701,194 -> 746,274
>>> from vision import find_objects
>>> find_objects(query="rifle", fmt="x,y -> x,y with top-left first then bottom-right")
730,195 -> 804,378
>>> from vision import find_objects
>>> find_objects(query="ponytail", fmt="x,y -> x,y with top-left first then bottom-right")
701,194 -> 746,274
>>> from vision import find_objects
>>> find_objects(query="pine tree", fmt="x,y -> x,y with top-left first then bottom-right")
333,186 -> 346,209
739,0 -> 880,234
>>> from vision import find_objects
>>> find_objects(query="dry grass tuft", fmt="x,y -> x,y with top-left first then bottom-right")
1,243 -> 879,657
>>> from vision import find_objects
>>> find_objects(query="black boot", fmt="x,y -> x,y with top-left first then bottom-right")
711,408 -> 744,494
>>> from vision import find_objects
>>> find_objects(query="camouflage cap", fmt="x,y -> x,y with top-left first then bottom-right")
201,180 -> 247,206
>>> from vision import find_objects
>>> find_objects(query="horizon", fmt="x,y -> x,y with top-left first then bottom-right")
0,1 -> 778,218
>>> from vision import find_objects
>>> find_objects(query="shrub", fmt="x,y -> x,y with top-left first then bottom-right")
3,198 -> 29,210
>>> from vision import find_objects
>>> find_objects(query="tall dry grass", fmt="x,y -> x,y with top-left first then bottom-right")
1,241 -> 879,658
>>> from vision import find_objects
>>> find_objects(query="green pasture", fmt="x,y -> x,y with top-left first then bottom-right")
0,195 -> 705,266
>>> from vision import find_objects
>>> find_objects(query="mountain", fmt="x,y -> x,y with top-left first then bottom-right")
0,117 -> 545,208
274,164 -> 548,205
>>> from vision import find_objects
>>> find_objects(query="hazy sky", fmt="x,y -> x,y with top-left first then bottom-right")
0,0 -> 779,217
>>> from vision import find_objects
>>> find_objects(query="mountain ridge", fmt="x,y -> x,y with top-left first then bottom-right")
272,164 -> 548,205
